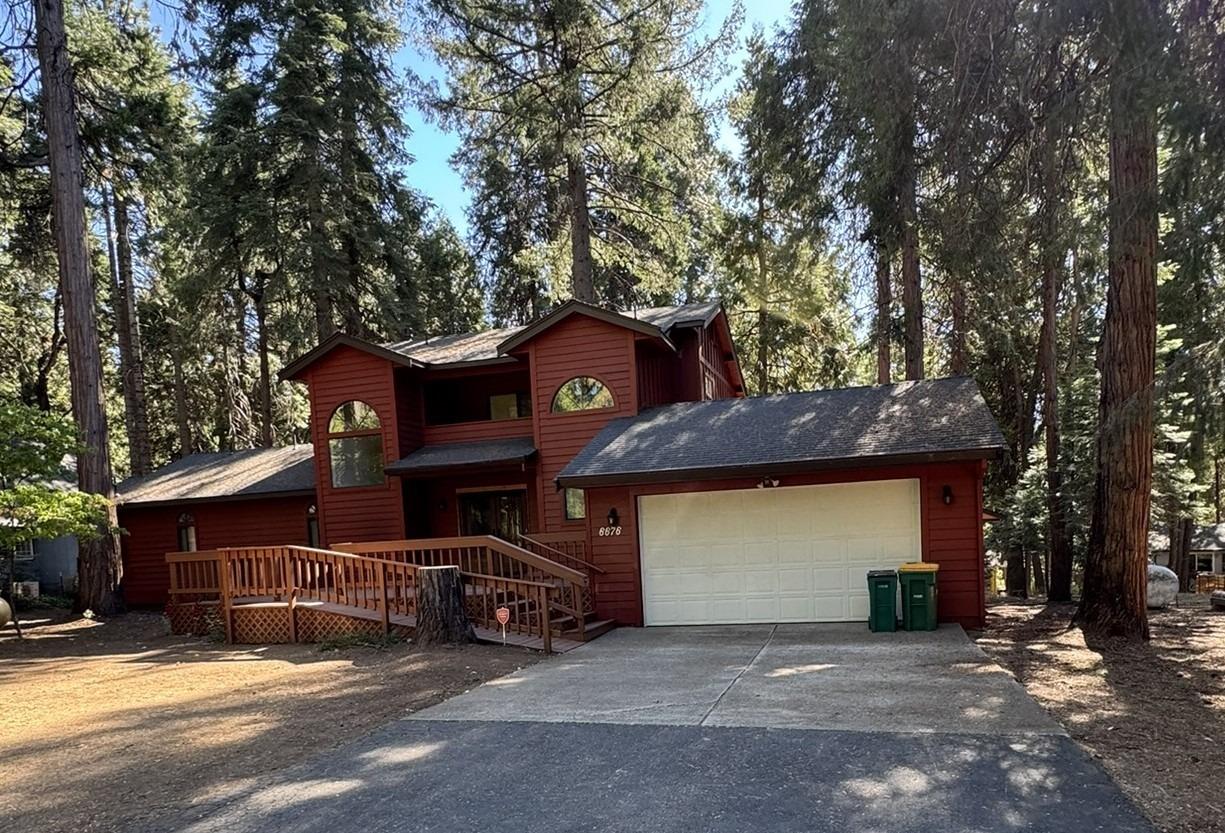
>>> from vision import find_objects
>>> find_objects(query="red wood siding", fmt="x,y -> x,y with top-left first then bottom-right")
422,418 -> 533,445
527,316 -> 638,532
119,495 -> 314,606
637,341 -> 685,408
394,367 -> 423,455
306,345 -> 404,545
582,461 -> 987,629
698,318 -> 737,400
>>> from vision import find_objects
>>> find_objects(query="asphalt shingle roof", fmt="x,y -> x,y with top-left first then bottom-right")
1149,523 -> 1225,552
116,445 -> 316,505
558,377 -> 1005,485
385,437 -> 537,475
383,301 -> 721,365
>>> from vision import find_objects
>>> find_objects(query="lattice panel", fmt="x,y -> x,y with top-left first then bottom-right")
232,607 -> 292,644
295,608 -> 384,642
165,602 -> 221,636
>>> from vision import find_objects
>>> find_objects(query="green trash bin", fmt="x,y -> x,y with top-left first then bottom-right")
867,569 -> 898,632
898,562 -> 939,631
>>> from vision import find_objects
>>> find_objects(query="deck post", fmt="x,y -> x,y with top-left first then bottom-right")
285,548 -> 298,643
217,550 -> 233,644
378,561 -> 390,636
539,584 -> 552,654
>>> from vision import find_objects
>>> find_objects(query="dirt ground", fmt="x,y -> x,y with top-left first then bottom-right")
0,607 -> 544,833
977,596 -> 1224,833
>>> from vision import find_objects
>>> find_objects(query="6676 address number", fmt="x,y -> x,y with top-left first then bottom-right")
597,526 -> 623,537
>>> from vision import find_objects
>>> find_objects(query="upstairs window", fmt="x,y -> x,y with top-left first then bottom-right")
177,513 -> 197,552
551,377 -> 614,413
328,400 -> 384,488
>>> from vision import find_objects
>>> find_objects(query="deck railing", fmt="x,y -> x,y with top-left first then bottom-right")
164,544 -> 554,651
1196,573 -> 1225,594
333,535 -> 590,627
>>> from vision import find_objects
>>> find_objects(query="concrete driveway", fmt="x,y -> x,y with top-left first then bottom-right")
168,625 -> 1154,833
414,624 -> 1059,733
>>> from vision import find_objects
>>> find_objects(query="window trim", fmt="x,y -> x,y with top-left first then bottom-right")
550,376 -> 616,414
177,513 -> 197,552
326,400 -> 385,489
13,540 -> 35,561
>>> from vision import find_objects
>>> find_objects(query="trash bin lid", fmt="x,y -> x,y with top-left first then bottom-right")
898,561 -> 939,572
866,569 -> 898,578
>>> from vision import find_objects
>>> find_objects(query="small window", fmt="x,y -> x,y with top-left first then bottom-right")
327,400 -> 384,488
564,488 -> 586,521
13,540 -> 35,561
551,377 -> 614,413
1197,554 -> 1214,573
307,505 -> 320,548
490,392 -> 530,421
177,513 -> 197,552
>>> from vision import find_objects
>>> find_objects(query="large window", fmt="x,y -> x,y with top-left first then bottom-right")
328,400 -> 384,488
551,377 -> 615,413
177,513 -> 197,552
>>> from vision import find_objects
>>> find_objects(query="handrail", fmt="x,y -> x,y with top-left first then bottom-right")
516,533 -> 606,575
334,536 -> 588,586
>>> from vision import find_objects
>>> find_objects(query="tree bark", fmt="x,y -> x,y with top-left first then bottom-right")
34,0 -> 123,614
948,277 -> 967,376
1039,154 -> 1074,602
756,190 -> 770,394
113,194 -> 152,475
875,244 -> 892,384
1170,515 -> 1195,591
415,566 -> 475,645
172,339 -> 193,457
567,152 -> 596,304
1079,0 -> 1159,639
253,277 -> 274,447
899,136 -> 924,381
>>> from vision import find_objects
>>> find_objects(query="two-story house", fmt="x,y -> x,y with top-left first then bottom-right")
117,299 -> 1004,636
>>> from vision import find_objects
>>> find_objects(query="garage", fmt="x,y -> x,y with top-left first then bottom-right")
637,479 -> 921,625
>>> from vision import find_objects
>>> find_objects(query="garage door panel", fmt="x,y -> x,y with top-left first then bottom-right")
640,479 -> 921,625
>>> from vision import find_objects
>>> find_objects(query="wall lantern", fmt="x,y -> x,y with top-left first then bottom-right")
756,476 -> 780,489
607,507 -> 620,527
942,485 -> 954,506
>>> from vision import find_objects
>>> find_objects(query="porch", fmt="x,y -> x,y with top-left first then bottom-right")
164,533 -> 611,653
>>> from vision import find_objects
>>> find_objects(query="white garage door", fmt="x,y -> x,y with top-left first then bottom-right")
638,479 -> 921,625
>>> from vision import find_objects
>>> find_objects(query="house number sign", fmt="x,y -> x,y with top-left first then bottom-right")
597,525 -> 623,537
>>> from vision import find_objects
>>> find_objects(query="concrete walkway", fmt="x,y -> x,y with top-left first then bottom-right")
414,623 -> 1061,734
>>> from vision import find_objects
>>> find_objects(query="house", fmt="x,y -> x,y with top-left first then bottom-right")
8,535 -> 78,596
1150,524 -> 1225,575
116,299 -> 1004,636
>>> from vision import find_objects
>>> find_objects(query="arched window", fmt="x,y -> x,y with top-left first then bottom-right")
551,377 -> 615,413
327,400 -> 384,488
177,512 -> 197,552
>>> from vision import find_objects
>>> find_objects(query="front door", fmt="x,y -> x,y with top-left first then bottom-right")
458,490 -> 527,540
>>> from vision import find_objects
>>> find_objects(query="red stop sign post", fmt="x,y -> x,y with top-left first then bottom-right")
496,606 -> 510,643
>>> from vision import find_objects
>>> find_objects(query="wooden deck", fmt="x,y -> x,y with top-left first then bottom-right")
166,536 -> 605,653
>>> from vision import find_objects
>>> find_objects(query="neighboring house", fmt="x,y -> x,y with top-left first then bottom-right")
116,299 -> 1005,629
1150,524 -> 1225,575
10,535 -> 79,595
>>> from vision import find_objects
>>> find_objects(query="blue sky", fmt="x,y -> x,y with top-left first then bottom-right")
399,0 -> 795,233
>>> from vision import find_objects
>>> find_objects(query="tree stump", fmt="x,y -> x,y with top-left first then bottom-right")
415,566 -> 475,646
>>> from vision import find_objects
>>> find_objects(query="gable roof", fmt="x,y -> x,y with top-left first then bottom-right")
1149,523 -> 1225,552
282,300 -> 727,378
557,377 -> 1005,487
116,445 -> 316,506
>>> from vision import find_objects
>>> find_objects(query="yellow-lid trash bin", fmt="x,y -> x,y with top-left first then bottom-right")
897,562 -> 939,630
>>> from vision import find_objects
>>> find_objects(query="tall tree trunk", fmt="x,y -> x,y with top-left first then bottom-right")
899,135 -> 924,380
756,190 -> 769,394
1170,515 -> 1195,591
567,153 -> 596,304
34,0 -> 123,615
948,277 -> 967,375
1039,152 -> 1074,602
1079,0 -> 1159,639
254,278 -> 274,447
875,244 -> 892,384
114,194 -> 152,475
172,339 -> 193,458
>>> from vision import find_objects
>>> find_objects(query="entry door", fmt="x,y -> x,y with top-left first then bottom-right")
638,479 -> 922,625
458,490 -> 526,540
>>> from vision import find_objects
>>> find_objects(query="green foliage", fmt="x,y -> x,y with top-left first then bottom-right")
0,403 -> 109,549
